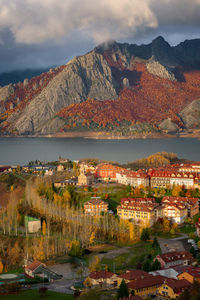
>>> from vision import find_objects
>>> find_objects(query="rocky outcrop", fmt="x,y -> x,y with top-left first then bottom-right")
0,84 -> 15,102
146,60 -> 176,81
159,118 -> 179,132
179,99 -> 200,128
6,51 -> 118,134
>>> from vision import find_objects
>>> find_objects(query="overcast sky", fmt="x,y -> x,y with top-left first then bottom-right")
0,0 -> 200,72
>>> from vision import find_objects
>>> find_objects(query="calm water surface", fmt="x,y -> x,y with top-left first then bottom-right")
0,137 -> 199,165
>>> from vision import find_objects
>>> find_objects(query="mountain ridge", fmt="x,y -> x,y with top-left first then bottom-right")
1,36 -> 200,137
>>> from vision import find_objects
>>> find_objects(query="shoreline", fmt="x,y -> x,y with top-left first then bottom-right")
0,131 -> 199,140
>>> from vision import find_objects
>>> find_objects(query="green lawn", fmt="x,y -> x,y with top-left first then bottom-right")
152,231 -> 180,239
2,289 -> 74,300
180,224 -> 196,234
101,241 -> 160,272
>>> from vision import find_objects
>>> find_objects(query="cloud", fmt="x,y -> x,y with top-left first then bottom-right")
0,0 -> 200,46
0,0 -> 200,72
0,0 -> 157,44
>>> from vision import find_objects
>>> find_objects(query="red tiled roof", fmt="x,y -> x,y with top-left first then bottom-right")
157,251 -> 193,263
26,260 -> 43,271
127,275 -> 165,289
89,270 -> 115,279
165,278 -> 191,293
118,270 -> 148,281
120,296 -> 143,300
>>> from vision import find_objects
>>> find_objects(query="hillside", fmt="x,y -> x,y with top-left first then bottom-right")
1,36 -> 200,136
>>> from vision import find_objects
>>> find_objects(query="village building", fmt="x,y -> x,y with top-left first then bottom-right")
120,296 -> 143,300
117,198 -> 160,225
162,196 -> 199,218
149,169 -> 195,189
84,197 -> 108,216
57,164 -> 64,172
157,278 -> 191,299
127,275 -> 165,298
24,260 -> 45,278
54,177 -> 77,188
95,163 -> 123,181
177,267 -> 200,283
178,163 -> 200,174
156,251 -> 193,269
87,270 -> 118,288
24,260 -> 62,280
117,269 -> 149,286
78,164 -> 94,186
161,203 -> 188,224
25,216 -> 41,233
116,169 -> 150,188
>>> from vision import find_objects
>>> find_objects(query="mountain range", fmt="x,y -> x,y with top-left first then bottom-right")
1,36 -> 200,137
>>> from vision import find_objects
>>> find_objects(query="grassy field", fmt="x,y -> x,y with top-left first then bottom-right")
2,289 -> 74,300
180,224 -> 196,234
100,241 -> 159,272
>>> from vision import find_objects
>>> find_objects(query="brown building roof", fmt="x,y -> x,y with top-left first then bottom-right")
118,270 -> 148,281
120,296 -> 143,300
89,270 -> 115,279
127,275 -> 165,290
26,260 -> 43,271
165,278 -> 191,293
84,198 -> 108,206
157,251 -> 193,263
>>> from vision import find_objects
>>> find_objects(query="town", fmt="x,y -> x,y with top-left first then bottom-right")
1,153 -> 200,300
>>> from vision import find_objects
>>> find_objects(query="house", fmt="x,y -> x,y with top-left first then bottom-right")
54,177 -> 77,188
95,163 -> 123,181
127,275 -> 165,298
78,164 -> 94,186
25,216 -> 41,233
150,268 -> 179,279
84,197 -> 108,216
157,278 -> 191,299
24,260 -> 62,281
24,260 -> 45,278
162,196 -> 199,218
161,204 -> 188,224
57,164 -> 64,172
117,198 -> 160,225
120,296 -> 143,300
149,169 -> 195,189
177,267 -> 200,283
117,269 -> 149,286
156,251 -> 193,269
87,270 -> 118,287
116,169 -> 150,188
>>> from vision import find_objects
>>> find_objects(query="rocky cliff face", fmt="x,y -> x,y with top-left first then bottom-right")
179,99 -> 200,128
1,36 -> 200,135
6,51 -> 118,134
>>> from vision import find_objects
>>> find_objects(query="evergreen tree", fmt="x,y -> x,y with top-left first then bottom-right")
152,259 -> 161,271
140,228 -> 150,241
117,279 -> 129,300
152,237 -> 159,249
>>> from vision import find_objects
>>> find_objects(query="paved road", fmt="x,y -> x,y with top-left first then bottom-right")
158,234 -> 189,253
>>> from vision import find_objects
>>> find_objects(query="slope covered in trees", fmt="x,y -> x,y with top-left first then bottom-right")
58,63 -> 200,132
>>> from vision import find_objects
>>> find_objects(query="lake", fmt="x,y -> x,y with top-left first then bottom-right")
0,137 -> 199,165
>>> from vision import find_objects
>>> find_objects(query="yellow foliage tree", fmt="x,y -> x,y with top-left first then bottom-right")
0,260 -> 3,273
163,218 -> 170,232
89,255 -> 101,272
172,185 -> 182,197
89,232 -> 95,245
42,220 -> 46,236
